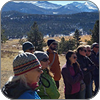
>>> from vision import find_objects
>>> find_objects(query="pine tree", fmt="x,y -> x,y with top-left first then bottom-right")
73,29 -> 81,47
58,37 -> 66,54
91,20 -> 99,43
1,26 -> 7,43
27,22 -> 44,51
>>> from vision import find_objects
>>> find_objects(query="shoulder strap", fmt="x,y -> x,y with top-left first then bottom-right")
46,51 -> 56,67
49,52 -> 55,67
46,51 -> 50,56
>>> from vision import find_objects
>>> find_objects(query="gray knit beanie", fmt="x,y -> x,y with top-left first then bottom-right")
13,52 -> 41,76
34,51 -> 48,61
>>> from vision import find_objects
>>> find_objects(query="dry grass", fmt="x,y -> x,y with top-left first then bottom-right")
1,35 -> 92,99
44,35 -> 91,42
1,52 -> 66,99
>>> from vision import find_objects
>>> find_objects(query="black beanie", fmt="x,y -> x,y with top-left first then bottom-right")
47,39 -> 56,46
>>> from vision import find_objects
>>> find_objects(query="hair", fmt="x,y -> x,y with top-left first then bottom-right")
76,45 -> 86,54
46,67 -> 54,77
8,74 -> 30,89
66,50 -> 80,68
66,50 -> 75,67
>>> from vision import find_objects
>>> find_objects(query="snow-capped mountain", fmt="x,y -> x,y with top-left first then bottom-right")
2,1 -> 98,14
14,1 -> 62,9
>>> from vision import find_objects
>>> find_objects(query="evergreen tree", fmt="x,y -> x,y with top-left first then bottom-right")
91,20 -> 99,43
27,22 -> 44,51
58,37 -> 75,54
1,26 -> 7,43
58,37 -> 66,54
73,29 -> 81,47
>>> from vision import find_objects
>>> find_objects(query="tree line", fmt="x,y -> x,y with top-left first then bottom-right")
1,20 -> 99,54
1,11 -> 99,37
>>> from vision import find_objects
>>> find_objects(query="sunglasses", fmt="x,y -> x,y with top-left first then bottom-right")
29,48 -> 35,51
87,50 -> 91,52
73,56 -> 77,59
52,43 -> 57,45
41,58 -> 49,62
82,49 -> 87,52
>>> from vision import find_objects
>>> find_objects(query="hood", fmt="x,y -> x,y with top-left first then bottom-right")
2,80 -> 30,99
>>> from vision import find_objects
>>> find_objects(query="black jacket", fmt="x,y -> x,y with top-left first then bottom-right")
90,50 -> 99,76
2,80 -> 30,99
77,53 -> 95,85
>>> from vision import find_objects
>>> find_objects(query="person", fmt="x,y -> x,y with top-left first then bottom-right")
34,51 -> 60,99
90,42 -> 99,95
46,39 -> 61,89
85,45 -> 91,57
76,45 -> 95,99
85,45 -> 94,94
62,50 -> 84,99
85,45 -> 94,95
22,41 -> 35,53
2,52 -> 43,99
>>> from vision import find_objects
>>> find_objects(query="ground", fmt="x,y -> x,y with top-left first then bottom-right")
1,35 -> 92,99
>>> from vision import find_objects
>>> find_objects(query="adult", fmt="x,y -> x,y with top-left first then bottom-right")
46,39 -> 61,89
2,52 -> 43,99
90,42 -> 99,95
34,51 -> 60,99
85,45 -> 94,95
76,45 -> 95,99
62,50 -> 84,99
22,41 -> 35,53
85,45 -> 91,57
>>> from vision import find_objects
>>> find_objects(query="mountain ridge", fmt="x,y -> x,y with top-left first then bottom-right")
2,1 -> 98,14
1,11 -> 99,38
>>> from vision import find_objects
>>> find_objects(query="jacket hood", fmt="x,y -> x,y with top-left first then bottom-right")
2,80 -> 30,99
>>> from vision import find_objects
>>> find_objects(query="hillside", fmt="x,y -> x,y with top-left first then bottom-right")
1,11 -> 99,38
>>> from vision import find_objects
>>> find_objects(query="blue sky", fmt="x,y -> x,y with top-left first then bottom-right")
48,1 -> 86,5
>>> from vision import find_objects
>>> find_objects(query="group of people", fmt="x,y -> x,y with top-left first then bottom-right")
2,39 -> 99,99
62,43 -> 99,99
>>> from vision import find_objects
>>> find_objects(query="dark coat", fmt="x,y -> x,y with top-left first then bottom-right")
90,50 -> 99,76
2,80 -> 30,99
61,63 -> 84,95
77,53 -> 95,85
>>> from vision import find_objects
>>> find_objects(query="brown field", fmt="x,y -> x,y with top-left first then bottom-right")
44,35 -> 91,42
1,35 -> 93,99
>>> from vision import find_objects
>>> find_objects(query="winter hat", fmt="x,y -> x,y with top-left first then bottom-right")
22,41 -> 34,52
13,52 -> 41,76
47,39 -> 57,47
34,51 -> 48,61
91,42 -> 98,49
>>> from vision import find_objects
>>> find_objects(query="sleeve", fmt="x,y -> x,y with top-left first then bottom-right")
90,54 -> 99,67
18,90 -> 41,99
61,67 -> 82,85
86,57 -> 95,72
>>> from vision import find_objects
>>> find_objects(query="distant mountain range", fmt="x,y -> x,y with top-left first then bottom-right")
1,11 -> 99,38
2,1 -> 98,14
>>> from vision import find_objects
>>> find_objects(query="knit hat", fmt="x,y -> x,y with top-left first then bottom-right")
91,42 -> 98,49
22,41 -> 34,52
13,52 -> 41,76
34,51 -> 48,61
47,39 -> 57,47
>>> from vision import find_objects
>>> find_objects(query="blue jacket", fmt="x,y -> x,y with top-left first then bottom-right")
18,90 -> 41,99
